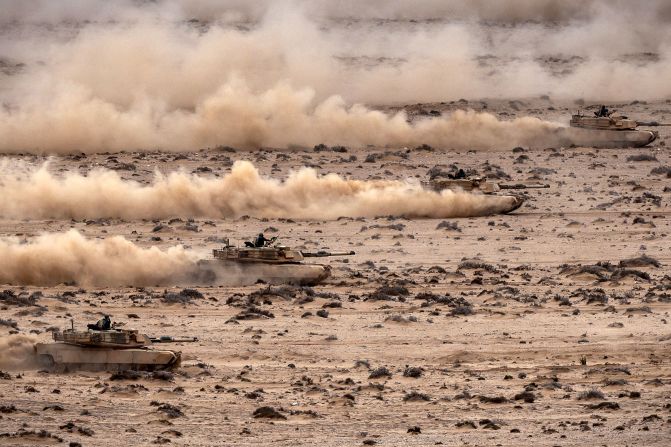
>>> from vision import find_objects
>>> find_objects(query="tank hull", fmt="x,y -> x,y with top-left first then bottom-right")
35,343 -> 180,372
197,260 -> 331,286
501,196 -> 525,214
426,180 -> 525,214
561,127 -> 658,148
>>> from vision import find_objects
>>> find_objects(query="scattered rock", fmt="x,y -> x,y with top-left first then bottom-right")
253,406 -> 287,420
369,367 -> 392,379
403,391 -> 431,402
403,366 -> 424,378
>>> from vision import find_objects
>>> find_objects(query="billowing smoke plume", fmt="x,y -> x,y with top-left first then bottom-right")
1,0 -> 668,153
0,160 -> 521,220
0,1 -> 605,23
0,229 -> 336,287
0,230 -> 198,286
0,98 -> 560,153
0,335 -> 38,370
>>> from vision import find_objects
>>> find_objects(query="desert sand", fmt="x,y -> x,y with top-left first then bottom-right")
1,2 -> 671,446
1,112 -> 670,445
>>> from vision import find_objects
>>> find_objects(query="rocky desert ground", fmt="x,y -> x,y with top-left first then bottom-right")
1,1 -> 671,446
1,99 -> 670,445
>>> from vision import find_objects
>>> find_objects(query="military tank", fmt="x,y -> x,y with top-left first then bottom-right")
198,237 -> 355,286
425,177 -> 546,214
565,105 -> 670,148
35,322 -> 196,372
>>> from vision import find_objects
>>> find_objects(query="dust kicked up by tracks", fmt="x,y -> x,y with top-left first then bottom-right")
0,1 -> 670,446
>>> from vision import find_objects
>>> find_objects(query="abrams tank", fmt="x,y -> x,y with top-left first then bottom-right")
425,177 -> 544,214
198,238 -> 355,286
565,105 -> 670,148
35,324 -> 196,372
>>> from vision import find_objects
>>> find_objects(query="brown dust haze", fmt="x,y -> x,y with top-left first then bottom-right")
0,160 -> 520,220
0,0 -> 669,153
0,230 -> 198,287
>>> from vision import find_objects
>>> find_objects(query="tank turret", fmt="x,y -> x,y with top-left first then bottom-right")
427,177 -> 500,194
53,328 -> 152,348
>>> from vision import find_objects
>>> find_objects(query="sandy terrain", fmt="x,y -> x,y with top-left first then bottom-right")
1,3 -> 671,444
1,98 -> 670,446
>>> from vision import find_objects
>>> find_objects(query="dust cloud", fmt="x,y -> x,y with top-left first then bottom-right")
0,335 -> 38,370
0,91 -> 562,153
0,230 -> 199,287
1,0 -> 668,153
0,229 -> 330,287
0,160 -> 521,220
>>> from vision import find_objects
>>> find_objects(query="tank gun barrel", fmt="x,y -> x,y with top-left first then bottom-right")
150,336 -> 199,343
498,183 -> 550,190
636,121 -> 671,127
301,250 -> 355,258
